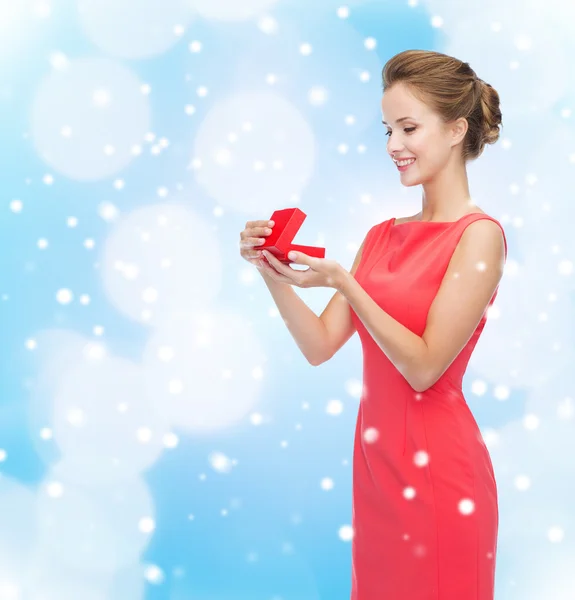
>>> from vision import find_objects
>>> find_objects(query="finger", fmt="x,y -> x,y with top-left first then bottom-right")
257,259 -> 275,274
240,225 -> 273,243
262,252 -> 301,284
259,261 -> 294,284
262,250 -> 288,270
247,220 -> 273,227
240,244 -> 262,259
262,253 -> 286,275
256,225 -> 273,236
240,237 -> 266,249
245,219 -> 275,231
264,251 -> 302,278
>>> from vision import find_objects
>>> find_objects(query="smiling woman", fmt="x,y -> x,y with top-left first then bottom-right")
346,49 -> 506,600
243,47 -> 507,600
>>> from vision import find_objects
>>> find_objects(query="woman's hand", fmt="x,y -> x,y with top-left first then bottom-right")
259,249 -> 346,291
239,218 -> 275,267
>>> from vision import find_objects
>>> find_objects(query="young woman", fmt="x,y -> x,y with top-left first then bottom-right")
240,49 -> 507,600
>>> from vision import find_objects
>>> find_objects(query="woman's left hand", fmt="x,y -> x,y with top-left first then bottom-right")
259,249 -> 346,291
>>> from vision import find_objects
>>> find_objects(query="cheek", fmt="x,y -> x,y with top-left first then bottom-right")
411,139 -> 439,166
408,136 -> 426,156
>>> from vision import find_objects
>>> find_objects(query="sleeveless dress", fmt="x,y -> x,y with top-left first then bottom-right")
348,212 -> 508,600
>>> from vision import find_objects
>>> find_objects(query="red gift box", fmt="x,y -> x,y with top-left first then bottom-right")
260,208 -> 325,264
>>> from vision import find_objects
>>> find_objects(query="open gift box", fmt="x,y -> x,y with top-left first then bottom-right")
259,208 -> 325,264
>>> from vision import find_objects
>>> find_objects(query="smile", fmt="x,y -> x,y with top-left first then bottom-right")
397,158 -> 416,171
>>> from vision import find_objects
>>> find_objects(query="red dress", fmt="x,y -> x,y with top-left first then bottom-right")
348,213 -> 508,600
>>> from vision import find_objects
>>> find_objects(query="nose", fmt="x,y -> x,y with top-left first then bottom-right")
387,137 -> 404,160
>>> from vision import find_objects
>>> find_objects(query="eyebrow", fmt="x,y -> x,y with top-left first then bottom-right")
381,117 -> 415,125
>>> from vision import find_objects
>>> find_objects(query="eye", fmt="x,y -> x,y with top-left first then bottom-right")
385,127 -> 416,137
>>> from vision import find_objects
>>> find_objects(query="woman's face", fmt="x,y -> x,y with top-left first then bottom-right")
381,82 -> 465,186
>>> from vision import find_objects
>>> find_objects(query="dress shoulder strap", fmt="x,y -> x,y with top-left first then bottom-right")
454,213 -> 508,260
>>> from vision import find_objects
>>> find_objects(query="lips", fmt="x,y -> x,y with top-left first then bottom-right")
396,158 -> 416,171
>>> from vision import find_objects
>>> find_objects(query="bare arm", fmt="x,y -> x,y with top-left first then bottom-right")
260,235 -> 366,366
338,219 -> 506,391
315,237 -> 366,365
260,269 -> 329,366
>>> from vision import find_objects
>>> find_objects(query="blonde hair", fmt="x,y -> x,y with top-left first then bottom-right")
382,49 -> 503,162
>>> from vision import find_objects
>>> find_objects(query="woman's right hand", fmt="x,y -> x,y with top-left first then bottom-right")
239,219 -> 275,268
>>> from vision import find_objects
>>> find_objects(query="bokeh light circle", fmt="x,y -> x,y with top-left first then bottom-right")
100,203 -> 220,326
34,472 -> 154,574
142,311 -> 266,432
192,90 -> 316,213
78,0 -> 195,59
189,0 -> 279,21
51,356 -> 171,483
30,57 -> 151,181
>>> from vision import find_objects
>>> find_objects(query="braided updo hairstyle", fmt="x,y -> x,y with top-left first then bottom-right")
381,49 -> 503,163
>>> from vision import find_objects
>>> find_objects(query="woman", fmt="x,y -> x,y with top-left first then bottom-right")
240,49 -> 507,600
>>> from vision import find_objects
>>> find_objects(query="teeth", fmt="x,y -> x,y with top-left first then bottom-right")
397,158 -> 416,167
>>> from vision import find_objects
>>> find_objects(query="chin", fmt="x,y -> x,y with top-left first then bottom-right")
400,177 -> 421,188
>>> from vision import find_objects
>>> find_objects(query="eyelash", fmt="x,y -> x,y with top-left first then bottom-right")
385,127 -> 416,137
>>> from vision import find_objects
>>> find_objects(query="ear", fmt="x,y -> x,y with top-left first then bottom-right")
451,117 -> 468,147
